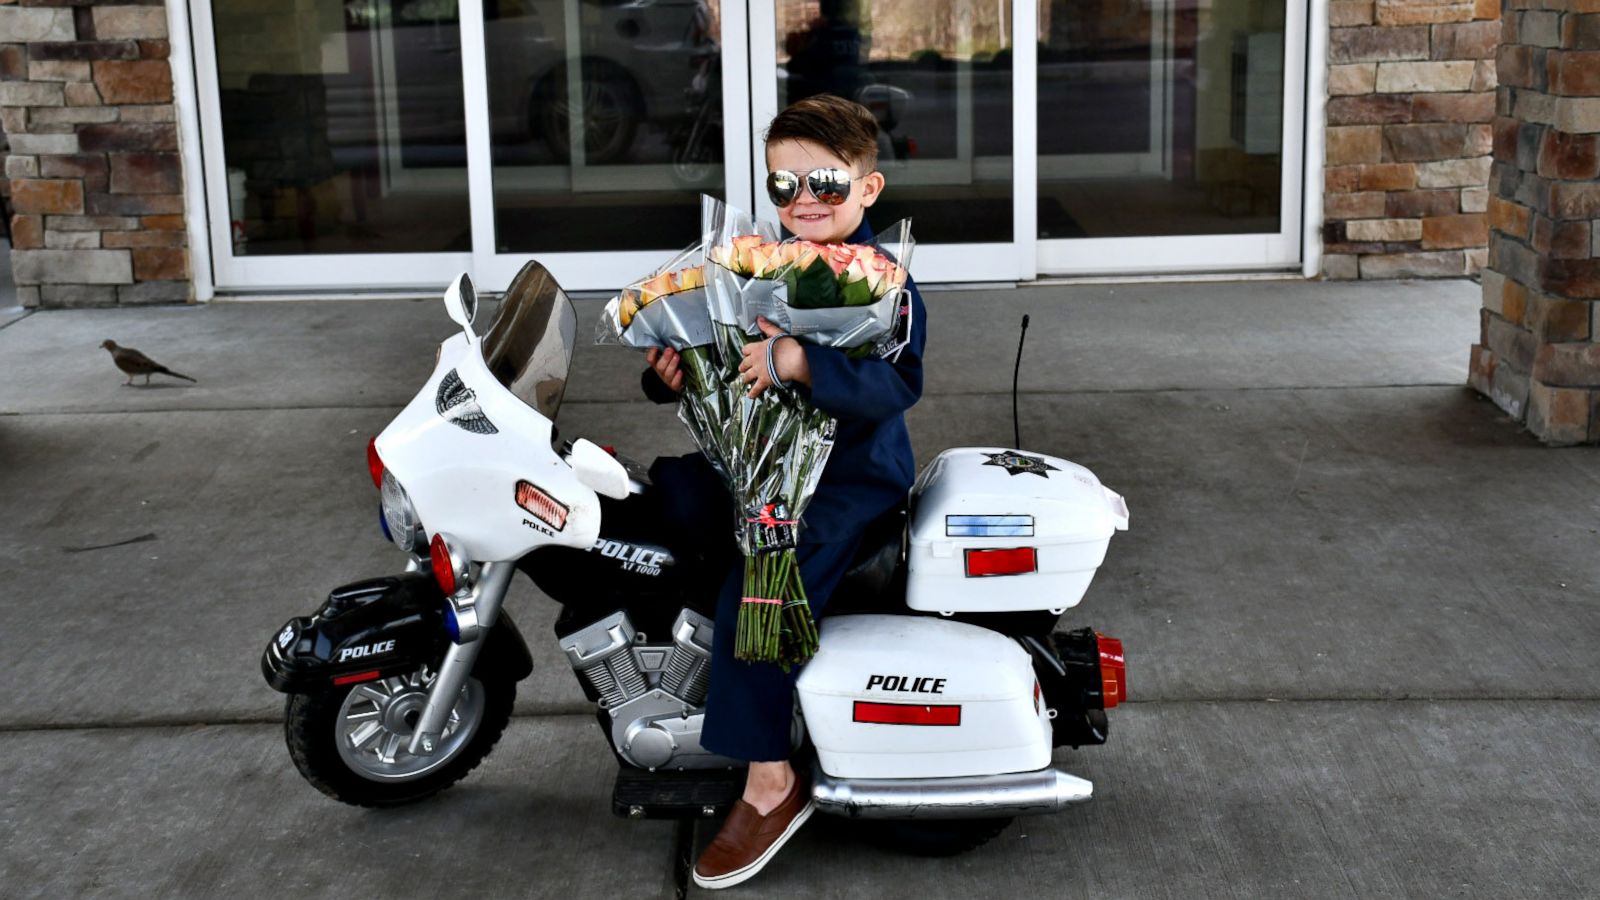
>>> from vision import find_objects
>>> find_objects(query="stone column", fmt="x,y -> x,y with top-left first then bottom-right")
1471,0 -> 1600,443
1323,0 -> 1501,279
1,1 -> 189,307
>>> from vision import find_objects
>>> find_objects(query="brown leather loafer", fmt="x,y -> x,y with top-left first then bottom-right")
692,776 -> 815,890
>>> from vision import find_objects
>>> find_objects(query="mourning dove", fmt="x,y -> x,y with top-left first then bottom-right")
100,340 -> 198,386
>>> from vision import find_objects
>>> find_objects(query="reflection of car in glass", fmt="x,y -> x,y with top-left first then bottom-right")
336,0 -> 712,166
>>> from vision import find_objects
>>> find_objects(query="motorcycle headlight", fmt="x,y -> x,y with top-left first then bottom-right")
380,469 -> 425,554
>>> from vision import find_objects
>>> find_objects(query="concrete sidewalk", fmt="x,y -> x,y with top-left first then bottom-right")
2,277 -> 1597,898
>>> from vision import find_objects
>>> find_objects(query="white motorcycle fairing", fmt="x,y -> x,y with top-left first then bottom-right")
374,330 -> 620,564
796,615 -> 1053,779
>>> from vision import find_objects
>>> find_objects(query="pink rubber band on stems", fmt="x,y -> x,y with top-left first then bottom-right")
740,597 -> 782,605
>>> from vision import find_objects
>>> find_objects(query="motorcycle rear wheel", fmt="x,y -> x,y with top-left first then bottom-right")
284,665 -> 514,807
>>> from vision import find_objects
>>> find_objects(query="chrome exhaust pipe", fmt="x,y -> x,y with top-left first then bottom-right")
810,768 -> 1093,820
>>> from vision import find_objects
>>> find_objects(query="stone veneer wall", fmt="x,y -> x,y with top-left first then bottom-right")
1,0 -> 188,307
1323,0 -> 1501,278
1470,0 -> 1600,443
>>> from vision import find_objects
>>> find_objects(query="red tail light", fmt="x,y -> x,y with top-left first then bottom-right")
366,438 -> 383,489
853,701 -> 962,726
964,547 -> 1037,577
1097,634 -> 1126,708
430,533 -> 457,595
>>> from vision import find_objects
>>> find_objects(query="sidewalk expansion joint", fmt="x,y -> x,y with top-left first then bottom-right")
0,705 -> 596,734
0,310 -> 36,333
0,382 -> 1471,418
0,403 -> 406,417
673,819 -> 694,900
3,696 -> 1595,735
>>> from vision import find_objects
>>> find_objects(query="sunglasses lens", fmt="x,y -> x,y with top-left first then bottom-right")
808,168 -> 851,205
767,171 -> 800,207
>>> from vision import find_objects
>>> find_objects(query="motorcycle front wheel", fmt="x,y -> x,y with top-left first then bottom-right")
284,664 -> 514,807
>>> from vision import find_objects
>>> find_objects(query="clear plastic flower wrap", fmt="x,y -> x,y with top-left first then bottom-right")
595,241 -> 720,352
702,196 -> 916,361
597,228 -> 760,480
698,195 -> 915,666
596,195 -> 915,667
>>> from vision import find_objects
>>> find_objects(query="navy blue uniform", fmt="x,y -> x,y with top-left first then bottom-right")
643,219 -> 926,762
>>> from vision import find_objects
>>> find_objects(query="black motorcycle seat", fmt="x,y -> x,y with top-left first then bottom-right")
834,502 -> 907,604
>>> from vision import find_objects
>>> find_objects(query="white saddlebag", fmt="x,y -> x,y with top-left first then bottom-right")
796,615 -> 1051,778
906,448 -> 1129,614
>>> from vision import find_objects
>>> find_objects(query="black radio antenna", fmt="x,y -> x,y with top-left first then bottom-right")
1012,314 -> 1030,449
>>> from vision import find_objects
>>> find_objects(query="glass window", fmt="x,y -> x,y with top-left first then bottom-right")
483,0 -> 725,253
1037,0 -> 1285,239
211,0 -> 472,255
776,0 -> 1013,244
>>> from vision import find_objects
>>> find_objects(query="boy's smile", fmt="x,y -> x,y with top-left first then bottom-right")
766,138 -> 884,244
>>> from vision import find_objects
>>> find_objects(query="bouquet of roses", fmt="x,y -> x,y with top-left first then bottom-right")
599,195 -> 914,667
598,231 -> 764,477
698,198 -> 913,665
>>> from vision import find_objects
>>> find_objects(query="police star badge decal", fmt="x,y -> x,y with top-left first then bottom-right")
982,450 -> 1058,478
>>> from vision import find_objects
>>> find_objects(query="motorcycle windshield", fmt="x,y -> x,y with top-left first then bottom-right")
479,262 -> 576,422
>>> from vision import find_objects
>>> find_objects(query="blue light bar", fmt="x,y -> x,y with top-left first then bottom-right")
946,514 -> 1034,537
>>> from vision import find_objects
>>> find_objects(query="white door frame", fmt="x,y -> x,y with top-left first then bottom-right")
1034,0 -> 1310,274
181,0 -> 1314,294
462,0 -> 757,292
187,0 -> 472,291
747,0 -> 1038,284
188,0 -> 756,294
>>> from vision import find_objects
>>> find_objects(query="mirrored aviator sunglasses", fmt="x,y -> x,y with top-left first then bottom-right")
766,168 -> 853,208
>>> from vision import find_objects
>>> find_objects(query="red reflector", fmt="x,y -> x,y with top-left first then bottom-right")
964,547 -> 1037,577
514,479 -> 569,531
430,534 -> 457,595
366,438 -> 383,489
1097,634 -> 1127,708
333,670 -> 381,686
853,701 -> 962,726
1034,680 -> 1041,713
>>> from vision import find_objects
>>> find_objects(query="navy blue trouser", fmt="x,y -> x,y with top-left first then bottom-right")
698,536 -> 862,762
649,454 -> 863,763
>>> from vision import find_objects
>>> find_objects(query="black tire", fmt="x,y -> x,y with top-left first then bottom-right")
532,60 -> 641,164
856,817 -> 1015,857
284,669 -> 514,808
670,117 -> 721,189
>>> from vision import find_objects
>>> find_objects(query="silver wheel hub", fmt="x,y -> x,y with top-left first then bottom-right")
334,666 -> 485,783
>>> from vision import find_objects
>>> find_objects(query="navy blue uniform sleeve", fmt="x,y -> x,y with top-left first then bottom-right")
800,279 -> 926,421
640,367 -> 678,405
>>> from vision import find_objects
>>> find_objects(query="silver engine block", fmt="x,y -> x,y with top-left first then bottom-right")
559,608 -> 737,771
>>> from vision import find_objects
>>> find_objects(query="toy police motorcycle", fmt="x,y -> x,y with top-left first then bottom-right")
261,262 -> 1129,854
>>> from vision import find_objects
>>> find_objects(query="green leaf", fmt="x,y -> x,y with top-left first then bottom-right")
783,259 -> 841,309
839,276 -> 874,307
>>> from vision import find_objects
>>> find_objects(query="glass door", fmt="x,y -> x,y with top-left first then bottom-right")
192,0 -> 1304,292
1034,0 -> 1306,273
193,0 -> 477,289
194,0 -> 755,292
749,0 -> 1037,282
462,0 -> 756,289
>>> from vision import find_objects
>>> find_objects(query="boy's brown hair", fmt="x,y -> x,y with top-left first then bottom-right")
765,94 -> 879,172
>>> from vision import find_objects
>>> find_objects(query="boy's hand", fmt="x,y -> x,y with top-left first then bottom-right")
646,347 -> 684,393
739,317 -> 811,398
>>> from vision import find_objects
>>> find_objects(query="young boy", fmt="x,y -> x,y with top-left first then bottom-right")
643,94 -> 927,890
